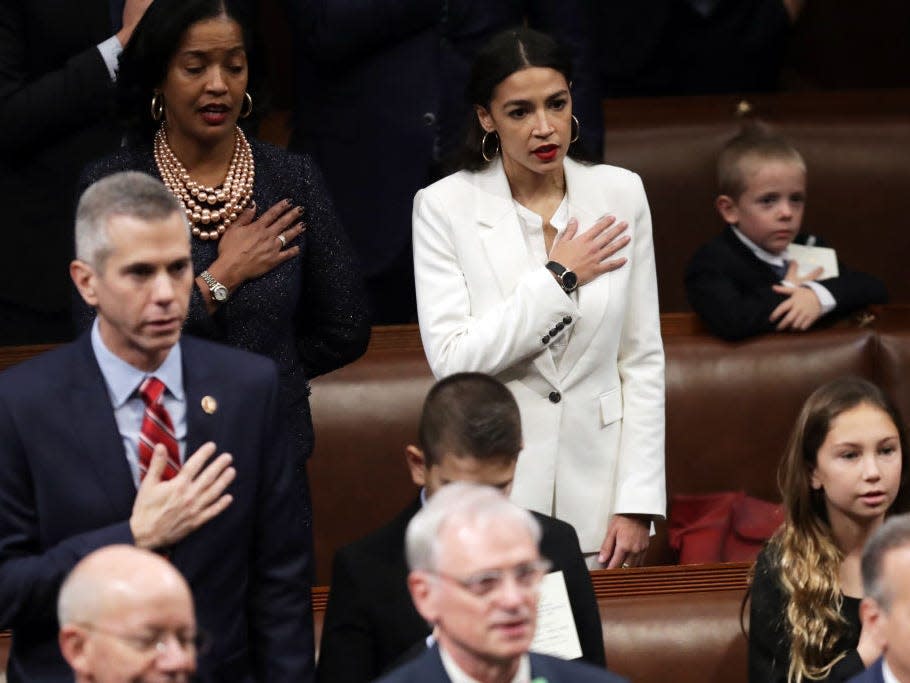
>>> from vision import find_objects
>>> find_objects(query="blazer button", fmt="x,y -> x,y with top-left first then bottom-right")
563,315 -> 573,325
548,391 -> 561,403
555,322 -> 564,331
423,112 -> 437,126
549,327 -> 558,336
541,335 -> 550,344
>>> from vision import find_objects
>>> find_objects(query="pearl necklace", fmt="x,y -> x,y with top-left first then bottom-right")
153,124 -> 255,240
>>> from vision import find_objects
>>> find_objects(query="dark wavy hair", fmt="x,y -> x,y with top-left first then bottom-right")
450,27 -> 592,173
117,0 -> 259,144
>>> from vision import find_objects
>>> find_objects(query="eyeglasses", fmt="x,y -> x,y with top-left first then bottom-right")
431,558 -> 552,598
76,623 -> 209,657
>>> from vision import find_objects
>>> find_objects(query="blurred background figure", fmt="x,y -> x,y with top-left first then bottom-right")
0,0 -> 152,344
58,545 -> 198,683
592,0 -> 804,98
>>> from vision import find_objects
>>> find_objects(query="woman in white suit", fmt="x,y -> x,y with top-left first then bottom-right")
413,28 -> 665,568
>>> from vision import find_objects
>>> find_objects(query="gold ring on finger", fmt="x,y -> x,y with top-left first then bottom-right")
277,234 -> 287,249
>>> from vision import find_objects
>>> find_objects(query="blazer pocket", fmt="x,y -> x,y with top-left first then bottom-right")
599,388 -> 623,427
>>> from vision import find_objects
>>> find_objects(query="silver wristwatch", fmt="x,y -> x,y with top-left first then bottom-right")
200,270 -> 229,303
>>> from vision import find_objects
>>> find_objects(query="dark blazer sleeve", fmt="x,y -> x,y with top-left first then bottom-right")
292,154 -> 370,378
285,0 -> 439,64
247,362 -> 315,681
537,514 -> 606,667
809,235 -> 888,316
316,546 -> 381,682
0,1 -> 115,154
0,365 -> 134,629
685,232 -> 788,341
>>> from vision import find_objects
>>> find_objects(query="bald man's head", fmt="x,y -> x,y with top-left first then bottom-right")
58,545 -> 197,682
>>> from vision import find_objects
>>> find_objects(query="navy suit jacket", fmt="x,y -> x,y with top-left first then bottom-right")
685,226 -> 888,341
0,332 -> 314,682
847,658 -> 884,683
316,498 -> 604,682
374,644 -> 627,683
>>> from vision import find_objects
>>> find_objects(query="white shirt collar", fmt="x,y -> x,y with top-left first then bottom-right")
730,224 -> 789,266
883,658 -> 902,683
438,646 -> 531,683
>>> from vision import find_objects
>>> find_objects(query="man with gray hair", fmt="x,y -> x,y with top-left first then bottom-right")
377,482 -> 626,683
0,172 -> 314,681
848,513 -> 910,683
58,545 -> 197,682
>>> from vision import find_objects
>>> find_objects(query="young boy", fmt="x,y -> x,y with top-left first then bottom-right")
685,128 -> 887,341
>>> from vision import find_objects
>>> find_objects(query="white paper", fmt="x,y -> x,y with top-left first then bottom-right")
786,243 -> 839,279
530,570 -> 583,660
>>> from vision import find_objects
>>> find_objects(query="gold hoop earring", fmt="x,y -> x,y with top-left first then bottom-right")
570,115 -> 580,144
150,93 -> 165,121
240,92 -> 253,119
481,131 -> 500,162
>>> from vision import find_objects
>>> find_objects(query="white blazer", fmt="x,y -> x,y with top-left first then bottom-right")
413,157 -> 665,552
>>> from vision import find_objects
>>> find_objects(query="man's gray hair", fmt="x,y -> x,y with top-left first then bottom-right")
75,171 -> 187,269
405,482 -> 541,572
862,513 -> 910,611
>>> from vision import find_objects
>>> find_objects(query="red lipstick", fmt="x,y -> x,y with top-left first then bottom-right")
533,144 -> 559,161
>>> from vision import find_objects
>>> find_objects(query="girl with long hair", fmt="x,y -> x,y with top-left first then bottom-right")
749,377 -> 908,682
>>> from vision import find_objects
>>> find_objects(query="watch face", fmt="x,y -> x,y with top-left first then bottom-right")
561,271 -> 578,291
213,285 -> 229,302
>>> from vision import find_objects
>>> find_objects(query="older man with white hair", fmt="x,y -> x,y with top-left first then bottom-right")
376,482 -> 626,683
58,545 -> 197,682
849,514 -> 910,683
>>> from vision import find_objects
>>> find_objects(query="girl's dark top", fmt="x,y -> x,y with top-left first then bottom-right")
749,544 -> 865,683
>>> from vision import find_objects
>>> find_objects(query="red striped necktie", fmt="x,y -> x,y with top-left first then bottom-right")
138,376 -> 180,481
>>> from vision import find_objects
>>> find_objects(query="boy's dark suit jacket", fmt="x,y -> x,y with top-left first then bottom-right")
685,226 -> 888,341
374,644 -> 627,683
0,333 -> 314,682
316,498 -> 604,682
846,657 -> 884,683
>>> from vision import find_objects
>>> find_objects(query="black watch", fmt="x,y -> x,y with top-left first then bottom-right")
545,261 -> 578,293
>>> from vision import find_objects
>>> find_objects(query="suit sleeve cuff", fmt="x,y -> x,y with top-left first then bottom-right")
802,281 -> 836,314
97,35 -> 123,81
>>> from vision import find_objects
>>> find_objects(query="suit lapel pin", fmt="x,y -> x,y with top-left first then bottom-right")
201,395 -> 218,414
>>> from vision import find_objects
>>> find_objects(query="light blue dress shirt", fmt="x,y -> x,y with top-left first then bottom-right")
90,319 -> 187,487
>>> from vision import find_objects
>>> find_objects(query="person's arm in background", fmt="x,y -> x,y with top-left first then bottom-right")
0,0 -> 150,154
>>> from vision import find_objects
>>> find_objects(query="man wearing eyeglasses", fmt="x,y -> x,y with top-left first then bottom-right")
58,545 -> 197,682
376,482 -> 625,683
317,373 -> 603,682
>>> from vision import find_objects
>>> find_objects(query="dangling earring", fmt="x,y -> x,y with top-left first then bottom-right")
481,130 -> 500,162
150,92 -> 165,121
240,92 -> 253,119
570,115 -> 580,144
